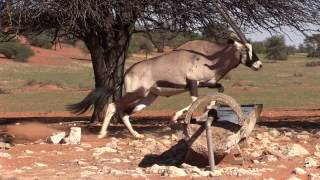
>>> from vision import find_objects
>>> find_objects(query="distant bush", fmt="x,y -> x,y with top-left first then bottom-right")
0,41 -> 34,62
305,60 -> 320,67
27,34 -> 53,49
128,34 -> 153,56
75,40 -> 89,54
265,36 -> 288,61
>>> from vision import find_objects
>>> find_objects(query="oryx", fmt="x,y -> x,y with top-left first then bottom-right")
68,36 -> 262,139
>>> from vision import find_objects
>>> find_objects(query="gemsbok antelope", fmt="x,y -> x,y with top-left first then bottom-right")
68,36 -> 262,139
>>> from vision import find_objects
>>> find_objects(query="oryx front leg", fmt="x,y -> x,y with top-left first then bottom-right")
98,103 -> 116,139
171,80 -> 198,124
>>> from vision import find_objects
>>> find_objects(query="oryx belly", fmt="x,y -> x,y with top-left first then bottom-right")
150,86 -> 187,97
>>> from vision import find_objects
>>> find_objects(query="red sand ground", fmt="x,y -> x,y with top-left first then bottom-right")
0,110 -> 319,179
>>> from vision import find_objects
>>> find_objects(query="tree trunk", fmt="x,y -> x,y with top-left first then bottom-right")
84,27 -> 132,123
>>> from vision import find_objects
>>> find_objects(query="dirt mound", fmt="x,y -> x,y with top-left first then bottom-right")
5,123 -> 58,143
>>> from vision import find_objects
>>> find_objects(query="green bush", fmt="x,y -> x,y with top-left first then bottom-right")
265,36 -> 288,61
27,34 -> 53,49
0,41 -> 35,62
128,34 -> 153,55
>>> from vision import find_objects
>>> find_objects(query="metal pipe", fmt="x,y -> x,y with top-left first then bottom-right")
206,116 -> 215,171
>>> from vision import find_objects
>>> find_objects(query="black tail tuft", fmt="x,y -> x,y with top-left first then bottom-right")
66,87 -> 113,115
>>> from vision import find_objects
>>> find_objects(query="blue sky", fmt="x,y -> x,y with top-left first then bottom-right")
247,30 -> 305,47
247,25 -> 320,47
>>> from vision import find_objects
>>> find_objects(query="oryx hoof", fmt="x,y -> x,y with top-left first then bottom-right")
97,132 -> 107,139
132,132 -> 144,139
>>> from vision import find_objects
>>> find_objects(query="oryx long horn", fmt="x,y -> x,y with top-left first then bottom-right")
212,0 -> 248,44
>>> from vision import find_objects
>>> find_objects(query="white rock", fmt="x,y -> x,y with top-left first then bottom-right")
81,170 -> 96,177
92,146 -> 117,156
292,167 -> 306,175
0,152 -> 11,158
161,139 -> 171,145
264,155 -> 278,162
146,164 -> 165,174
110,169 -> 124,175
282,144 -> 310,157
21,166 -> 32,170
24,150 -> 34,154
0,142 -> 11,149
287,176 -> 301,180
76,160 -> 88,166
269,129 -> 281,137
109,158 -> 121,163
296,134 -> 309,140
209,169 -> 223,177
81,143 -> 92,148
82,166 -> 98,170
48,132 -> 66,144
304,157 -> 318,168
64,127 -> 81,144
75,147 -> 85,152
34,162 -> 47,167
284,132 -> 293,137
128,155 -> 135,160
315,144 -> 320,152
314,152 -> 320,158
166,166 -> 187,177
308,173 -> 320,180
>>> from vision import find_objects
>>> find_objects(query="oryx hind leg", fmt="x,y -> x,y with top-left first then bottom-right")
120,93 -> 158,139
98,102 -> 116,139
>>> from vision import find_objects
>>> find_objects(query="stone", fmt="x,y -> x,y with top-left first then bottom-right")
269,129 -> 281,137
92,146 -> 117,156
81,170 -> 96,177
34,162 -> 47,167
109,158 -> 121,163
284,132 -> 293,137
64,127 -> 81,144
75,147 -> 85,152
73,159 -> 88,166
287,176 -> 301,180
21,166 -> 32,170
161,139 -> 171,145
262,154 -> 278,162
292,167 -> 306,175
146,164 -> 165,174
0,142 -> 11,149
304,157 -> 318,168
308,173 -> 320,180
81,143 -> 92,148
166,166 -> 187,177
314,152 -> 320,158
0,152 -> 11,158
296,134 -> 309,140
48,132 -> 66,144
315,144 -> 320,152
282,144 -> 310,157
209,169 -> 223,177
222,167 -> 271,177
24,150 -> 34,154
128,155 -> 135,160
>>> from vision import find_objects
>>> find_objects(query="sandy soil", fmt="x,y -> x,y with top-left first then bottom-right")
0,110 -> 319,179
